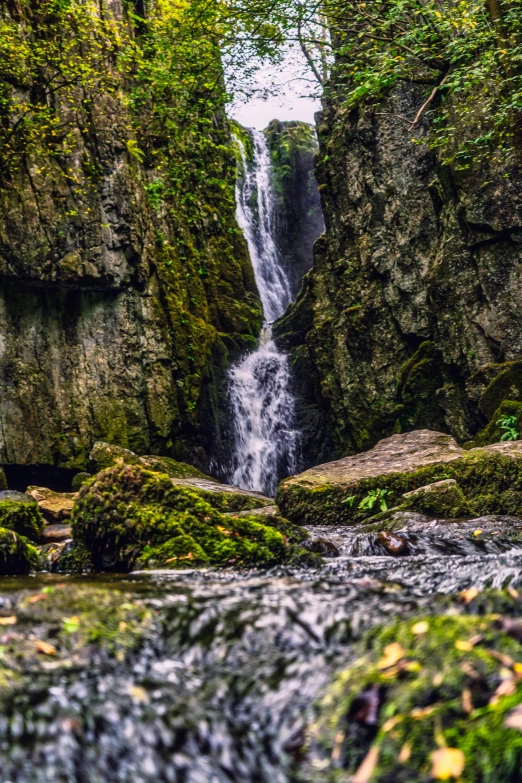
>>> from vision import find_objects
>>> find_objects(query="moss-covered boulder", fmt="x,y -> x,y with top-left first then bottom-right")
401,480 -> 475,518
0,527 -> 39,575
89,441 -> 208,479
277,430 -> 522,526
303,612 -> 522,782
72,464 -> 298,571
0,497 -> 44,540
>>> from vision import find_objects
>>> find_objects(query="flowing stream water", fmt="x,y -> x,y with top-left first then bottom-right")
228,131 -> 299,496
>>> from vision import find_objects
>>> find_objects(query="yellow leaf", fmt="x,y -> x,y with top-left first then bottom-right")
35,640 -> 57,656
462,688 -> 473,714
353,744 -> 380,783
381,716 -> 402,733
473,529 -> 482,536
455,640 -> 473,652
412,621 -> 429,635
433,673 -> 444,687
377,642 -> 405,670
430,747 -> 465,780
0,615 -> 17,625
399,741 -> 411,763
460,587 -> 479,604
508,587 -> 520,599
129,685 -> 149,704
410,705 -> 436,719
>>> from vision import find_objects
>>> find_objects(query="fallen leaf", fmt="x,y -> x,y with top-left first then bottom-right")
462,688 -> 473,714
129,685 -> 149,704
433,673 -> 444,687
508,587 -> 520,599
490,678 -> 516,704
455,640 -> 473,652
504,705 -> 522,731
412,620 -> 429,635
430,747 -> 465,780
381,716 -> 402,733
377,642 -> 405,670
473,529 -> 482,536
34,640 -> 57,655
0,616 -> 16,626
460,587 -> 479,604
28,594 -> 47,604
410,705 -> 436,719
331,729 -> 344,762
399,741 -> 411,763
353,744 -> 380,783
62,616 -> 80,633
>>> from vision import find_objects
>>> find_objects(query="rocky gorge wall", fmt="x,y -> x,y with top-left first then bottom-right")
0,0 -> 261,472
275,79 -> 522,465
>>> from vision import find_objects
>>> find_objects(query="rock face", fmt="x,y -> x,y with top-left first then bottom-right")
264,120 -> 324,298
0,0 -> 261,473
277,429 -> 522,525
274,79 -> 522,464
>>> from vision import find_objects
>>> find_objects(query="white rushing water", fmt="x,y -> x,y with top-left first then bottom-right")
228,131 -> 299,496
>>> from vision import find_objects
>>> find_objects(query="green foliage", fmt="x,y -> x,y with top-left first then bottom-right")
359,488 -> 389,512
497,414 -> 520,441
323,0 -> 522,167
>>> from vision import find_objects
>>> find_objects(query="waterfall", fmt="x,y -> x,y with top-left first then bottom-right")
228,130 -> 299,496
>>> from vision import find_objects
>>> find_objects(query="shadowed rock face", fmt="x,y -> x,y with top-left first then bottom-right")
274,79 -> 522,465
263,120 -> 324,300
0,0 -> 261,473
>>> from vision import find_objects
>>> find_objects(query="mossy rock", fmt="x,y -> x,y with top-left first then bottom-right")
277,430 -> 522,526
0,468 -> 6,492
473,400 -> 522,447
71,472 -> 93,492
479,361 -> 522,420
303,612 -> 522,782
401,480 -> 475,518
0,498 -> 44,541
72,464 -> 297,571
397,341 -> 446,432
0,527 -> 39,575
89,441 -> 208,479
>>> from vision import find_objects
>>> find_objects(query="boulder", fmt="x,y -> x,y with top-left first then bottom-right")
0,527 -> 39,575
277,429 -> 522,525
72,463 -> 300,572
89,441 -> 208,480
71,472 -> 92,492
26,487 -> 77,522
0,497 -> 44,540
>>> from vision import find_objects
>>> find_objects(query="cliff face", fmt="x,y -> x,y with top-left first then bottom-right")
275,83 -> 522,464
264,120 -> 324,299
0,0 -> 261,470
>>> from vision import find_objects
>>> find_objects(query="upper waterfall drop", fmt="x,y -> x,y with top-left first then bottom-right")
228,130 -> 299,496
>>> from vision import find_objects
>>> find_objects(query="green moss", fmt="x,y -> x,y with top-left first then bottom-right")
71,472 -> 93,492
0,527 -> 39,575
401,482 -> 475,518
479,361 -> 522,420
72,464 -> 295,571
306,612 -> 522,782
473,400 -> 522,447
277,448 -> 522,526
0,499 -> 44,541
397,342 -> 446,432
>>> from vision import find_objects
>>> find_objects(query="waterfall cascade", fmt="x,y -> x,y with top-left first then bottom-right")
228,130 -> 299,496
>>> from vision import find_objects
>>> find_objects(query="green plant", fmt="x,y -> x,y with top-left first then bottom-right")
359,488 -> 389,512
341,494 -> 355,506
497,414 -> 520,441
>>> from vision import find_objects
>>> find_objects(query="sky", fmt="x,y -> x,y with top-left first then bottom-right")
227,47 -> 322,130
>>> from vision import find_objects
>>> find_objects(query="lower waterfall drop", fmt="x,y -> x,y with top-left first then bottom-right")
228,130 -> 299,496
